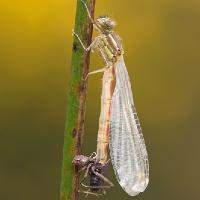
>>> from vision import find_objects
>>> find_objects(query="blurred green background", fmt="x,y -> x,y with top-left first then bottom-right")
0,0 -> 200,200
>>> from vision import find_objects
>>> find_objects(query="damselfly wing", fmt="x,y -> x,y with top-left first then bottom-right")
110,56 -> 149,196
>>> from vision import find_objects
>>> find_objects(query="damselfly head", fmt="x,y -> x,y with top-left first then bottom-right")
95,16 -> 116,34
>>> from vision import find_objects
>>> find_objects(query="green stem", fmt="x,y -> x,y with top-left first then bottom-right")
60,0 -> 96,200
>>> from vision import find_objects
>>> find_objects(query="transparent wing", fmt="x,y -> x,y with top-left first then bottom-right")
109,56 -> 149,196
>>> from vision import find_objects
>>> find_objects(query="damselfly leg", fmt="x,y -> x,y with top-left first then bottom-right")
73,31 -> 108,80
79,0 -> 95,24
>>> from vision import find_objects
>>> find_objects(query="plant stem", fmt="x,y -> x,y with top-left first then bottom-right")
60,0 -> 96,200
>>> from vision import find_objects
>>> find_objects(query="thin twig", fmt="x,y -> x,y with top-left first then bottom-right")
60,0 -> 96,200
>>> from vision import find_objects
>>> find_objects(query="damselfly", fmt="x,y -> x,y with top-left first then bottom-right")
73,0 -> 149,196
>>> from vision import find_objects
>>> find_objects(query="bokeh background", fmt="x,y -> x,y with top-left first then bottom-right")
1,0 -> 200,200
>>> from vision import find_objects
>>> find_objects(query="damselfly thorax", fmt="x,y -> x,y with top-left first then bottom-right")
95,32 -> 124,65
